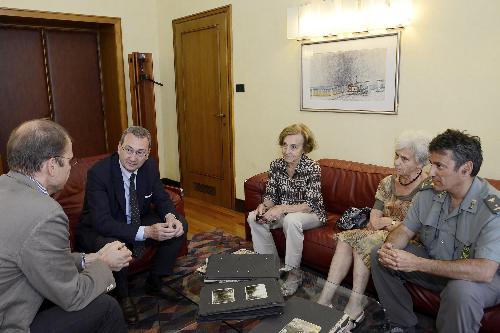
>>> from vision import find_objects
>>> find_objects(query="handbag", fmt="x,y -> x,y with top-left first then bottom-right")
336,207 -> 372,230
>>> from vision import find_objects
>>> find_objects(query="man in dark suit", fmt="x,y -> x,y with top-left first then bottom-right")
0,119 -> 131,333
76,126 -> 187,324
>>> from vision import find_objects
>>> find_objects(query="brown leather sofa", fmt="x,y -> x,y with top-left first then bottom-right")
52,154 -> 187,275
244,158 -> 500,332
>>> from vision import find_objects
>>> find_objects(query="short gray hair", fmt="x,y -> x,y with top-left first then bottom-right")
120,126 -> 151,148
7,119 -> 71,175
395,130 -> 432,166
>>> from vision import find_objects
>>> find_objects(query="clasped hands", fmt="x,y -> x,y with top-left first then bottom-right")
254,204 -> 286,224
95,241 -> 132,272
144,213 -> 184,241
378,242 -> 421,272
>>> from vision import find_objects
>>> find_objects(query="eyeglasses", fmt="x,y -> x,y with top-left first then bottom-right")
55,156 -> 78,167
121,145 -> 149,158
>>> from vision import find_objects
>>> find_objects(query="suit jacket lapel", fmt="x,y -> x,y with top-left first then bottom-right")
111,154 -> 127,217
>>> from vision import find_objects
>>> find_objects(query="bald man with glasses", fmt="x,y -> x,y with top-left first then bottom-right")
76,126 -> 187,324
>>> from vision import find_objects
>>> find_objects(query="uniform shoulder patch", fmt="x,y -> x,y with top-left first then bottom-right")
419,177 -> 434,191
484,194 -> 500,214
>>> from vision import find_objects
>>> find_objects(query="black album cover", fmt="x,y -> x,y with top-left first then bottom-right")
205,253 -> 280,281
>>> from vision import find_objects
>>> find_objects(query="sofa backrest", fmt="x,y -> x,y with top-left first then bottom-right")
487,178 -> 500,191
318,159 -> 394,215
52,154 -> 109,247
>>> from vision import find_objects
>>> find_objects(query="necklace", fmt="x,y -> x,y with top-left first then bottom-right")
398,169 -> 422,186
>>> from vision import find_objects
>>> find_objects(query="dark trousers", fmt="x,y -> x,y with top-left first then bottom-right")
370,243 -> 500,333
30,294 -> 127,333
77,213 -> 187,298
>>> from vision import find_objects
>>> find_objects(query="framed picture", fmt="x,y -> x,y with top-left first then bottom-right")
301,33 -> 400,114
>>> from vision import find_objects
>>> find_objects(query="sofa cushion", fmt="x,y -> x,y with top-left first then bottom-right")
318,159 -> 393,215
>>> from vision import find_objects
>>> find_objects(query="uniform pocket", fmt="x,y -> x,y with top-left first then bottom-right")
421,225 -> 437,249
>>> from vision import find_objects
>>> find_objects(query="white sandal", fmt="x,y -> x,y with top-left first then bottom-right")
280,271 -> 303,296
329,311 -> 365,333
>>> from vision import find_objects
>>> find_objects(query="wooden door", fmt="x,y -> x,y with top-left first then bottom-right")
0,8 -> 128,173
0,27 -> 51,172
173,6 -> 234,209
45,30 -> 108,157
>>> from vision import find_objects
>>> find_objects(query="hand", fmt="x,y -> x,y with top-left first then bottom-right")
262,205 -> 285,222
97,241 -> 132,272
378,242 -> 397,268
254,204 -> 269,224
384,220 -> 400,232
145,222 -> 177,241
256,203 -> 268,216
165,213 -> 184,238
378,242 -> 420,272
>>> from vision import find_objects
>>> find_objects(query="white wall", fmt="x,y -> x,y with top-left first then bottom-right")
4,0 -> 500,201
157,0 -> 500,199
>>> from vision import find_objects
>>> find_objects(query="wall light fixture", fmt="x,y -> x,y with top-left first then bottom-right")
287,0 -> 413,40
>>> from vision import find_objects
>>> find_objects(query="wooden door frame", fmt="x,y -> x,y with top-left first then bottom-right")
172,5 -> 235,208
0,7 -> 128,151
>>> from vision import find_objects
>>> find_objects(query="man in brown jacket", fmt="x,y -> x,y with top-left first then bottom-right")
0,119 -> 131,332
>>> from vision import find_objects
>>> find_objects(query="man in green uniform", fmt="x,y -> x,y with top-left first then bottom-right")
371,129 -> 500,333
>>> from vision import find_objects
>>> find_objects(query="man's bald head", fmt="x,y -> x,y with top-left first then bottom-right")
7,119 -> 71,175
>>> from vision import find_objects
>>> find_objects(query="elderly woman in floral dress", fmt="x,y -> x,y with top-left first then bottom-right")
248,123 -> 326,296
318,131 -> 431,333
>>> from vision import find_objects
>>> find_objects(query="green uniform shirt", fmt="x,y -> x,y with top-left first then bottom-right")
403,177 -> 500,263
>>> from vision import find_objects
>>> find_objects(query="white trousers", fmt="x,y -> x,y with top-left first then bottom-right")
248,211 -> 321,269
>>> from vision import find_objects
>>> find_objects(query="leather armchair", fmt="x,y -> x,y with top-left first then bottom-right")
52,154 -> 187,275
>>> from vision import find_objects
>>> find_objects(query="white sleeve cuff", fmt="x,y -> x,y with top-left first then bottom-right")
135,226 -> 146,241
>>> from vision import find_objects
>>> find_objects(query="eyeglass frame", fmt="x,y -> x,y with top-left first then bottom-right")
121,145 -> 150,158
54,156 -> 78,167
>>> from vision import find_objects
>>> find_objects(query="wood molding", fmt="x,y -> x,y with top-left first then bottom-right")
0,7 -> 120,24
171,5 -> 231,24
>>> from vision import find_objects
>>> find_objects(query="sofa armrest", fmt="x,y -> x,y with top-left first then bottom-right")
244,172 -> 268,212
243,172 -> 268,241
164,185 -> 185,217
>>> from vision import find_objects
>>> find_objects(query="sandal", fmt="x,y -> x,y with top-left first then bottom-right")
280,271 -> 303,296
329,311 -> 365,333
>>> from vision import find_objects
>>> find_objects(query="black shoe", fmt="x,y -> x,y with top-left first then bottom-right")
144,279 -> 184,301
118,296 -> 139,325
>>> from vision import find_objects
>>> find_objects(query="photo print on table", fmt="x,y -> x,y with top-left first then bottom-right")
245,283 -> 268,301
212,288 -> 236,304
278,318 -> 321,333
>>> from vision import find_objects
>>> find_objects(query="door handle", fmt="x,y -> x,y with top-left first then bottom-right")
215,113 -> 226,118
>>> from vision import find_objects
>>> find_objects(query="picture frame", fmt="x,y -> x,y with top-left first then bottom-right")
301,33 -> 400,114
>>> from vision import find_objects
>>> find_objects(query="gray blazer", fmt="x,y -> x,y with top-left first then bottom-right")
0,172 -> 115,332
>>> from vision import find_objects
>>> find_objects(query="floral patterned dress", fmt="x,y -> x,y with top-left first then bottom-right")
335,175 -> 426,268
